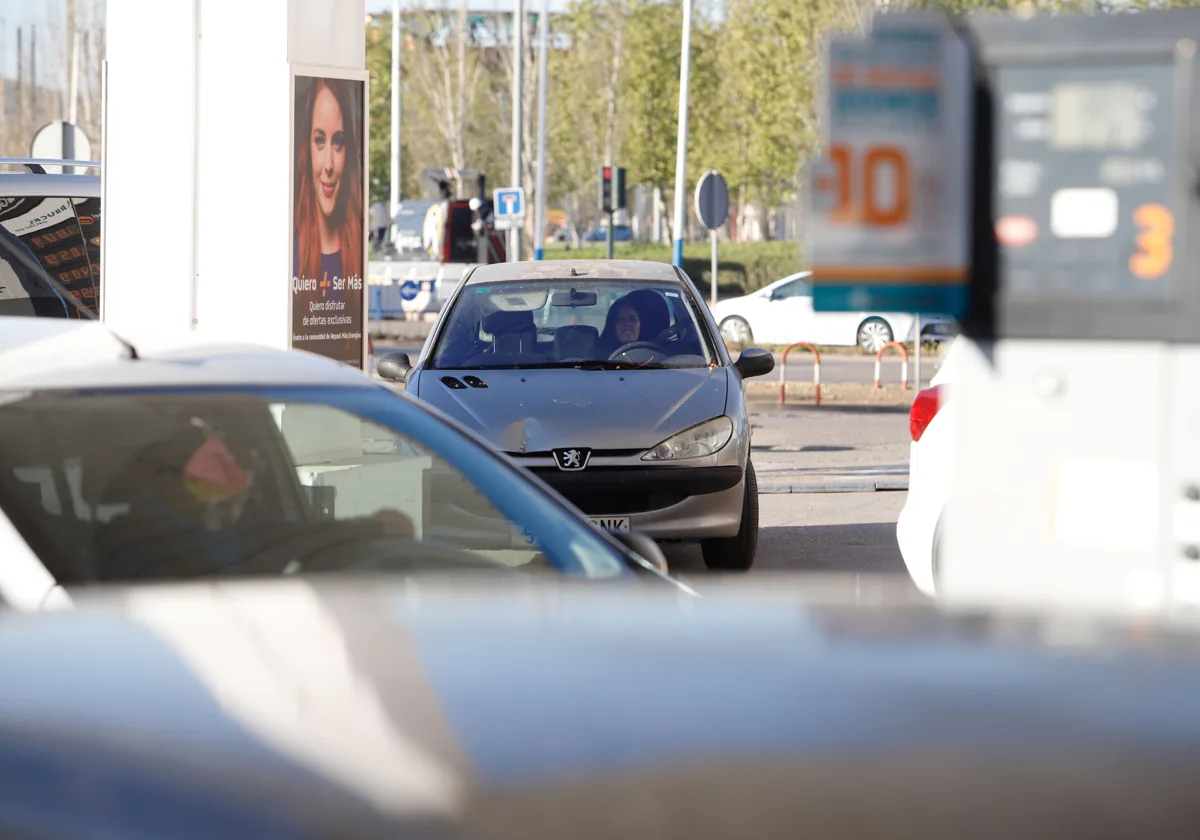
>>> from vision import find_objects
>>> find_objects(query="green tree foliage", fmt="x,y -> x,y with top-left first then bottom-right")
368,0 -> 1192,239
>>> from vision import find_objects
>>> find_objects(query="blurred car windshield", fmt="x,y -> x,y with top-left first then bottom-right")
0,388 -> 625,585
431,278 -> 718,370
0,194 -> 100,319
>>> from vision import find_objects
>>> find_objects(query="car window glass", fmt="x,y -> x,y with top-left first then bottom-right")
772,278 -> 811,300
0,195 -> 99,318
0,393 -> 562,587
432,279 -> 715,370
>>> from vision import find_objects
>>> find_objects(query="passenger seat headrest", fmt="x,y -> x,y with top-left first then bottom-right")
482,309 -> 535,335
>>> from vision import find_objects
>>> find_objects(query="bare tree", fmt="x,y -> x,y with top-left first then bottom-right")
602,0 -> 625,168
404,0 -> 487,180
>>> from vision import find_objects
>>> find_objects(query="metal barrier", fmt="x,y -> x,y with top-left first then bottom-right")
779,342 -> 821,406
874,341 -> 909,390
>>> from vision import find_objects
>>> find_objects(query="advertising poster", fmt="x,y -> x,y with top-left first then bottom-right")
291,71 -> 367,368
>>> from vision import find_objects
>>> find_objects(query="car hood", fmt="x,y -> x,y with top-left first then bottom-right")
416,367 -> 730,453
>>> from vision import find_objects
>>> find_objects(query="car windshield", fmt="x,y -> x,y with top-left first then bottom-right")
430,278 -> 718,370
0,387 -> 627,586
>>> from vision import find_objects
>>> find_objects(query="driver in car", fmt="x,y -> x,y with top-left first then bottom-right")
598,290 -> 670,356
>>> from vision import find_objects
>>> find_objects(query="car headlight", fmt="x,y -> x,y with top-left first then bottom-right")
642,416 -> 734,461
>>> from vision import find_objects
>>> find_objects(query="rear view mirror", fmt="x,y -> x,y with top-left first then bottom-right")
735,347 -> 775,379
550,289 -> 598,307
376,352 -> 412,382
610,531 -> 669,575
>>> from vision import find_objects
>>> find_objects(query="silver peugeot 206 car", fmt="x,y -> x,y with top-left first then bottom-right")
376,260 -> 775,571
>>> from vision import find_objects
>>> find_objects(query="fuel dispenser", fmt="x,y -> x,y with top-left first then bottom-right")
809,8 -> 1200,613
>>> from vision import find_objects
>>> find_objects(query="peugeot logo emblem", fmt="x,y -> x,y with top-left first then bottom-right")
552,447 -> 592,471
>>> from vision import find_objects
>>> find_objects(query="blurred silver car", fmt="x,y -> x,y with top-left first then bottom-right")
379,260 -> 776,570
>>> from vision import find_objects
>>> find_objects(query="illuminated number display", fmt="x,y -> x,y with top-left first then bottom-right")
1129,203 -> 1173,281
826,143 -> 911,227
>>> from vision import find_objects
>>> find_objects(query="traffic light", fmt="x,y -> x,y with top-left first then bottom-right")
598,166 -> 626,213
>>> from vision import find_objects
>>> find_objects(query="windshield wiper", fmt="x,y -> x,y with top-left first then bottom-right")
516,360 -> 672,370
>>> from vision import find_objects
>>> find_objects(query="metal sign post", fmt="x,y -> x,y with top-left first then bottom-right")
598,166 -> 626,259
695,170 -> 729,307
493,187 -> 526,263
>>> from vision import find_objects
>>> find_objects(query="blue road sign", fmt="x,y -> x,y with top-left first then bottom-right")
493,187 -> 526,223
399,280 -> 421,301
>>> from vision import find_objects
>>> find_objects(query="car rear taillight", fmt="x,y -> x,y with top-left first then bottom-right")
910,385 -> 944,442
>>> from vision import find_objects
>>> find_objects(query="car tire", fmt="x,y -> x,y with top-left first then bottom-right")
701,461 -> 759,572
857,317 -> 893,354
719,316 -> 754,349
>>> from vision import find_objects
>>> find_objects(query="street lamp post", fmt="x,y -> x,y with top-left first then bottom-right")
533,0 -> 549,260
670,0 -> 693,267
510,0 -> 525,262
390,0 -> 402,218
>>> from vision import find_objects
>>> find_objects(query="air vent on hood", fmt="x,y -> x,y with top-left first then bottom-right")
440,376 -> 468,389
462,376 -> 488,389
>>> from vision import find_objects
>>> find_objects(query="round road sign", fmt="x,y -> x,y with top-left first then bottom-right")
694,170 -> 730,230
30,121 -> 92,171
400,280 -> 421,301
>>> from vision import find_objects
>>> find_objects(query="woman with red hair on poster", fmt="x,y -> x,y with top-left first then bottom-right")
293,76 -> 365,367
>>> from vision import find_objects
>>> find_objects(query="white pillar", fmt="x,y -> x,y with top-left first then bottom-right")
103,0 -> 369,369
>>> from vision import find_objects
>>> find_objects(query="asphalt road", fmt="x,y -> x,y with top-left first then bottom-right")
663,491 -> 911,586
664,404 -> 915,592
371,345 -> 946,388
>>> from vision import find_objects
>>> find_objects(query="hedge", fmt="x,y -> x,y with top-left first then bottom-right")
542,240 -> 803,299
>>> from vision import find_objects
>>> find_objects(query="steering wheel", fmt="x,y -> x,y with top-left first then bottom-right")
608,340 -> 668,361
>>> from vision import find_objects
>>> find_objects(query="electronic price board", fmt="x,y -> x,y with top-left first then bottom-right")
966,11 -> 1198,343
0,195 -> 100,316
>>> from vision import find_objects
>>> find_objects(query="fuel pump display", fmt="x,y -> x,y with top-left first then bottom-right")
995,63 -> 1176,303
809,7 -> 1200,614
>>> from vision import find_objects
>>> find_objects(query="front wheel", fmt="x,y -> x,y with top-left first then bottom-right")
701,461 -> 759,572
720,316 -> 754,349
857,317 -> 893,354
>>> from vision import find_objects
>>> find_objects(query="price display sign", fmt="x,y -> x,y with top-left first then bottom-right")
809,12 -> 974,316
0,195 -> 99,315
995,64 -> 1176,303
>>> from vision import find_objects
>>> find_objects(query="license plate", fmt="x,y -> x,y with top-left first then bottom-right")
590,517 -> 630,531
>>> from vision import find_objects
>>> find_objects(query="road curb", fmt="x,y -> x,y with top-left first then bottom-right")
758,479 -> 908,494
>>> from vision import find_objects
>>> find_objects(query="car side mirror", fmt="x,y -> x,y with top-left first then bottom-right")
735,347 -> 775,379
610,531 -> 669,576
376,352 -> 412,382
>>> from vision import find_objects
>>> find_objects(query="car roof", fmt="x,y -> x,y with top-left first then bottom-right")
465,259 -> 683,285
0,159 -> 101,198
5,575 -> 1200,837
0,316 -> 374,391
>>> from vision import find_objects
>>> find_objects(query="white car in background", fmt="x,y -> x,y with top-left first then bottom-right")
712,271 -> 957,353
896,339 -> 961,596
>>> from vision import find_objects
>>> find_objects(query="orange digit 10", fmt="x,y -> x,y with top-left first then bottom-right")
826,143 -> 911,227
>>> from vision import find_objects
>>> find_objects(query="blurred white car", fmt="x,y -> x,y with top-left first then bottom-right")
895,339 -> 961,596
712,271 -> 957,353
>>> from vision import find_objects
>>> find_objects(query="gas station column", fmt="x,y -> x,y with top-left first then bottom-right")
103,0 -> 369,369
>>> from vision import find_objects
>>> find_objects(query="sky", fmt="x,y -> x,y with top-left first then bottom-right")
0,0 -> 85,84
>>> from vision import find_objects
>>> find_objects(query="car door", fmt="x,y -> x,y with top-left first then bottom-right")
760,275 -> 816,345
